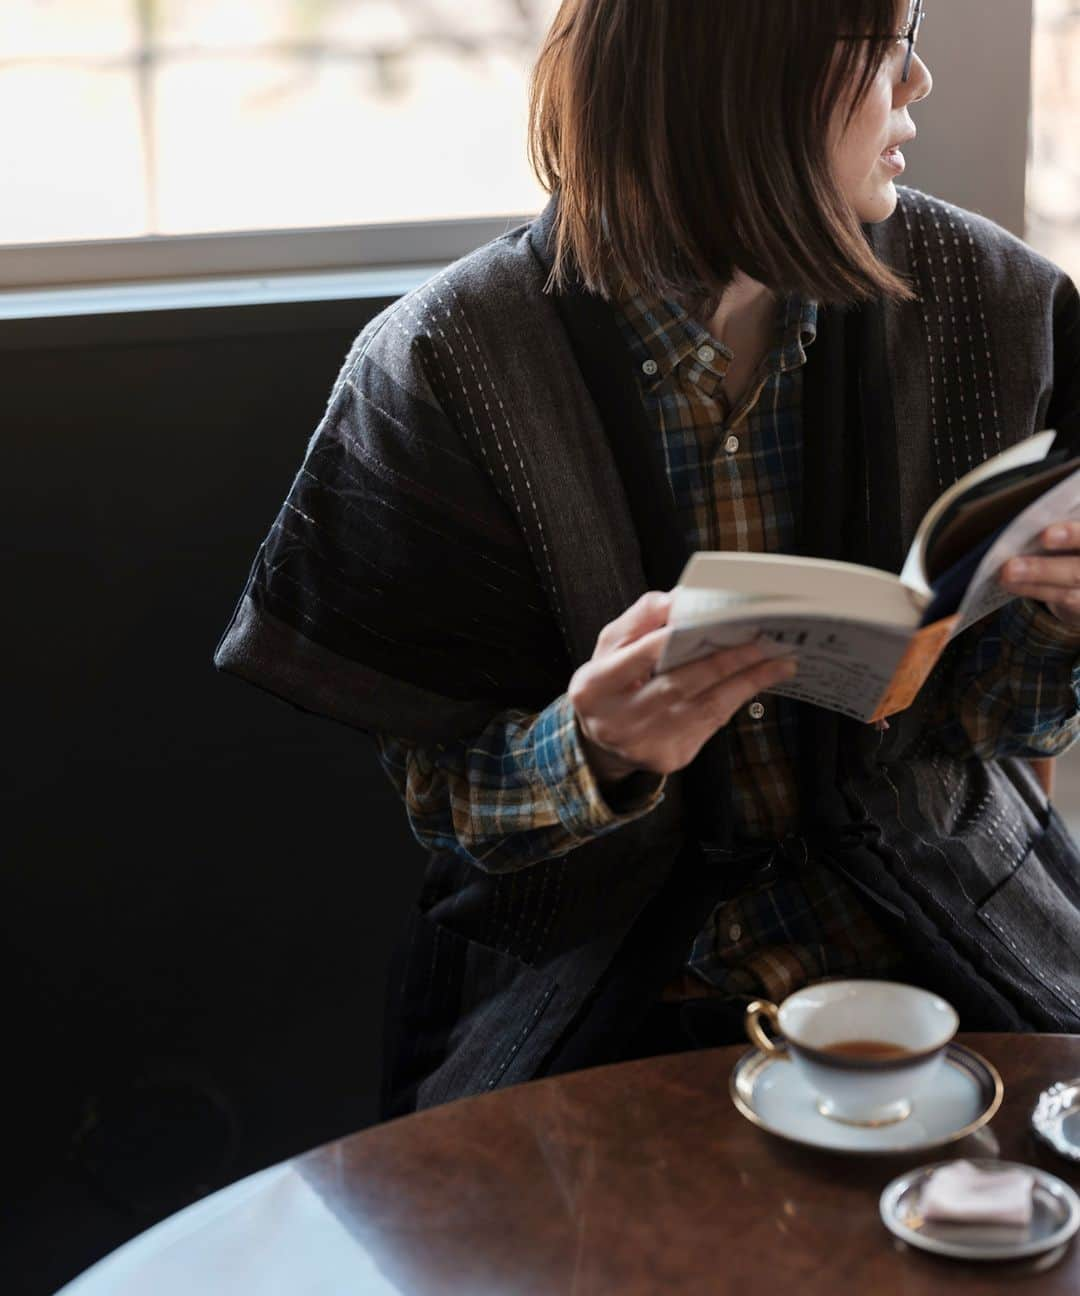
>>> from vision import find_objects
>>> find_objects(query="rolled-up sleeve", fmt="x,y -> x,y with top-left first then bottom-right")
927,599 -> 1080,759
373,694 -> 666,873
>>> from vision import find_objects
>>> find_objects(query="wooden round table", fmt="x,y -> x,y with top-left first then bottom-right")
57,1034 -> 1080,1295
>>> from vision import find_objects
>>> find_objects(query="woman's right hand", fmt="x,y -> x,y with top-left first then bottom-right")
568,590 -> 798,787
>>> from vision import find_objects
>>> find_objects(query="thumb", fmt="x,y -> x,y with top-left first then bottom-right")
599,589 -> 674,652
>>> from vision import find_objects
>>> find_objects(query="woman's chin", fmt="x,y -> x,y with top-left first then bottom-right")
854,181 -> 899,225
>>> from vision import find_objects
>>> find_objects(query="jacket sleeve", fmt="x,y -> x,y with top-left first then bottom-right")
923,266 -> 1080,759
373,694 -> 665,874
213,299 -> 570,745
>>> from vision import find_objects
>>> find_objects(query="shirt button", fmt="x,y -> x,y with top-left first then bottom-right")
642,358 -> 659,376
749,701 -> 766,721
697,345 -> 716,364
729,923 -> 743,943
724,434 -> 740,455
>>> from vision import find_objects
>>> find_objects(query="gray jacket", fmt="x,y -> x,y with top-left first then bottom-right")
215,188 -> 1080,1110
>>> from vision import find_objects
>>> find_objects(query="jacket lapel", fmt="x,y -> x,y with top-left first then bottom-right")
527,199 -> 733,846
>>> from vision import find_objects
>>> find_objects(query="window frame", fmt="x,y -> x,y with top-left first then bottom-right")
0,213 -> 536,291
0,0 -> 1039,303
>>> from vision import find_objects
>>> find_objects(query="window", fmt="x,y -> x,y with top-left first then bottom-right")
8,1 -> 1077,296
1027,0 -> 1080,282
1,0 -> 559,247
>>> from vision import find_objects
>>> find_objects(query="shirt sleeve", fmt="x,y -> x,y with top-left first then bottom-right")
372,693 -> 666,874
925,598 -> 1080,759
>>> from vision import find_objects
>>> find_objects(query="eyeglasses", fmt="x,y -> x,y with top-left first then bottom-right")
896,0 -> 926,82
838,0 -> 926,83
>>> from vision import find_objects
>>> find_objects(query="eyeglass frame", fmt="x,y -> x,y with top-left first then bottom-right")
837,0 -> 926,83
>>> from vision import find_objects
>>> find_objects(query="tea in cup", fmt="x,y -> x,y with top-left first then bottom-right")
744,980 -> 958,1126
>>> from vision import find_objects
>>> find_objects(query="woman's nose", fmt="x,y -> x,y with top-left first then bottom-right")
903,51 -> 933,104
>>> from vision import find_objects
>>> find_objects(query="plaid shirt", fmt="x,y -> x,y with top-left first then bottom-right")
375,290 -> 1080,1002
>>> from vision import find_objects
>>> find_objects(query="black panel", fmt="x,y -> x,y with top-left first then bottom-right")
2,298 -> 426,1294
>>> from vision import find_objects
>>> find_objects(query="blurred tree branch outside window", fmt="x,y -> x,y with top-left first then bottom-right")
0,0 -> 559,244
1028,0 -> 1080,282
1,0 -> 1076,288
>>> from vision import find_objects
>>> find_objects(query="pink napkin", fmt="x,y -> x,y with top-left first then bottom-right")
917,1161 -> 1034,1226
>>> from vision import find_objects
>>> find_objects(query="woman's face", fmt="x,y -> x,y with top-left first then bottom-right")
830,16 -> 933,225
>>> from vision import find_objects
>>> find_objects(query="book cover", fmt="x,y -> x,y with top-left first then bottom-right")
658,431 -> 1080,721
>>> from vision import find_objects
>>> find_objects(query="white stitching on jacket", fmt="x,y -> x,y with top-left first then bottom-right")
899,195 -> 945,492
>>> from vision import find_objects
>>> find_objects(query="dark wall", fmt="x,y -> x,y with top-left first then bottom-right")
3,296 -> 426,1293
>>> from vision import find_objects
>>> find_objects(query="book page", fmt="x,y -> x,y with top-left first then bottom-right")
659,616 -> 913,722
951,463 -> 1080,636
674,550 -> 920,628
923,456 -> 1076,581
899,429 -> 1057,598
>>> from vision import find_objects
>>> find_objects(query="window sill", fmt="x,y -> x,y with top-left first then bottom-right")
0,265 -> 441,323
0,212 -> 537,348
0,264 -> 446,350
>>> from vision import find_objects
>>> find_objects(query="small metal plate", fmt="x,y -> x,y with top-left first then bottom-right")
880,1159 -> 1080,1261
1032,1079 -> 1080,1164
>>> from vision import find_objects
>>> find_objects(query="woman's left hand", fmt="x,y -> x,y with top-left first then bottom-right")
1000,523 -> 1080,630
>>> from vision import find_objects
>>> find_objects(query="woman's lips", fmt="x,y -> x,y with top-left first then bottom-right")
880,145 -> 906,173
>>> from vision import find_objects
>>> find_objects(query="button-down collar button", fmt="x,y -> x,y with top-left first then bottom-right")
749,701 -> 766,720
697,344 -> 717,364
724,434 -> 740,455
642,358 -> 659,376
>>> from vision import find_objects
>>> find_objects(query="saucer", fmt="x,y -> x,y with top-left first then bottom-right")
880,1159 -> 1080,1261
1032,1078 -> 1080,1164
729,1042 -> 1003,1155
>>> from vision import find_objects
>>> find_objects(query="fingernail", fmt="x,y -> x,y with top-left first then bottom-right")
1048,526 -> 1070,546
1009,560 -> 1028,577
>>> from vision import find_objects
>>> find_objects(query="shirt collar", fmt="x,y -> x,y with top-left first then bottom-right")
616,290 -> 818,392
777,293 -> 819,373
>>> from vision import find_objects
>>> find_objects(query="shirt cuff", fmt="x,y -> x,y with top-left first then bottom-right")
526,694 -> 666,839
1004,598 -> 1080,658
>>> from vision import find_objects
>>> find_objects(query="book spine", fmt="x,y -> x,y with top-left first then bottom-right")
870,615 -> 960,723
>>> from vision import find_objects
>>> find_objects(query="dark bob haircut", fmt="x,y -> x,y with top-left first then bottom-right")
529,0 -> 917,309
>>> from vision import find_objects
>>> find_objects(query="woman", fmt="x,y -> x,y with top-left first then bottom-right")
214,0 -> 1080,1116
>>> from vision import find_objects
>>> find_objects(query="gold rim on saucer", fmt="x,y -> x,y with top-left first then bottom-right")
728,1041 -> 1003,1155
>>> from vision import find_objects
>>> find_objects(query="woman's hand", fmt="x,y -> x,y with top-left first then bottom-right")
568,590 -> 797,787
1000,523 -> 1080,630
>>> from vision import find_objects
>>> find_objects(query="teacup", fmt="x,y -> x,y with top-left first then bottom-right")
744,979 -> 958,1126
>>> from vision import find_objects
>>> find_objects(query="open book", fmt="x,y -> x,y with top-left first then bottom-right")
658,430 -> 1080,722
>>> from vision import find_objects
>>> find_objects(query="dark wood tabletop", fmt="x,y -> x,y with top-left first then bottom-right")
58,1033 -> 1080,1295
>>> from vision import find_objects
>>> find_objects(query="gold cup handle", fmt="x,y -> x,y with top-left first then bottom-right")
745,999 -> 786,1054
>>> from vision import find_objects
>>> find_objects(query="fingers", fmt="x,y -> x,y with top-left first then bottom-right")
590,654 -> 797,776
1040,523 -> 1080,550
594,590 -> 673,654
616,652 -> 796,749
574,593 -> 803,780
573,644 -> 798,780
686,655 -> 798,728
590,631 -> 773,701
647,639 -> 777,703
1001,556 -> 1080,593
577,625 -> 672,700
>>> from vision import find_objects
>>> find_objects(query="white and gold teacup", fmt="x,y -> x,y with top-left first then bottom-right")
744,980 -> 959,1126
